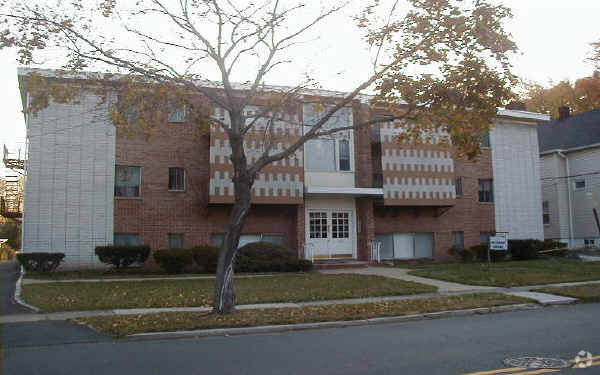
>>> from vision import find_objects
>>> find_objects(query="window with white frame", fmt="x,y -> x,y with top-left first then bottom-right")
305,137 -> 352,172
309,212 -> 328,239
478,179 -> 494,203
331,212 -> 349,239
115,166 -> 141,197
574,179 -> 586,190
543,201 -> 550,225
168,168 -> 185,191
584,239 -> 596,248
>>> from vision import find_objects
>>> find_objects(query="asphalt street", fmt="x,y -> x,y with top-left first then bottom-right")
2,303 -> 600,375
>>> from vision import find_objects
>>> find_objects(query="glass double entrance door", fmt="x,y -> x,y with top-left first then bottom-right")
307,210 -> 353,259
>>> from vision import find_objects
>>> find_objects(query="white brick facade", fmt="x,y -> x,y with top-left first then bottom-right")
22,92 -> 116,268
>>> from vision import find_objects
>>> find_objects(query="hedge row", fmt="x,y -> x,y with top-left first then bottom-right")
17,253 -> 65,273
153,242 -> 312,274
450,238 -> 569,262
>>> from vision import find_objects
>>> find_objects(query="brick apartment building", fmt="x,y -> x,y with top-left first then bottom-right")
18,68 -> 549,268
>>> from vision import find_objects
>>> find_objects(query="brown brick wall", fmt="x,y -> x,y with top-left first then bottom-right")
114,120 -> 302,261
373,149 -> 495,260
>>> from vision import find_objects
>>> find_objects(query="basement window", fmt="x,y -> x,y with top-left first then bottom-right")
168,233 -> 185,249
574,180 -> 586,190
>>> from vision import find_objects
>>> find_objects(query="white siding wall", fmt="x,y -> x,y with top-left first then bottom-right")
540,153 -> 570,241
23,92 -> 116,268
491,120 -> 544,240
568,147 -> 600,241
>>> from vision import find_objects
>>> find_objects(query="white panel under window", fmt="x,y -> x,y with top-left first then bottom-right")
414,233 -> 434,258
306,139 -> 335,171
393,233 -> 414,259
238,235 -> 261,248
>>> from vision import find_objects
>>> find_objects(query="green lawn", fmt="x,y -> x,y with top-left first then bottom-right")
536,284 -> 600,302
76,293 -> 530,337
406,259 -> 600,287
22,274 -> 437,312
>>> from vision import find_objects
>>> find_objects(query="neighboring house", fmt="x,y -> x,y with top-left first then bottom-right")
18,68 -> 547,268
539,108 -> 600,247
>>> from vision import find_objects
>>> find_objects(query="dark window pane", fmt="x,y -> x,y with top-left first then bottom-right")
211,234 -> 225,247
114,233 -> 141,246
115,166 -> 141,197
168,233 -> 184,248
455,177 -> 463,197
339,139 -> 350,171
478,179 -> 494,203
480,131 -> 491,148
262,235 -> 286,246
169,168 -> 185,190
452,231 -> 464,249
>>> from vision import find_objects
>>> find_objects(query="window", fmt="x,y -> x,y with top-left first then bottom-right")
309,212 -> 328,239
168,101 -> 186,123
115,166 -> 141,197
480,131 -> 491,148
211,233 -> 225,247
339,139 -> 350,171
306,138 -> 352,172
168,233 -> 185,248
452,231 -> 465,249
114,233 -> 141,246
169,168 -> 185,191
480,232 -> 492,245
306,139 -> 336,172
455,177 -> 463,197
331,212 -> 349,239
478,179 -> 494,203
574,180 -> 586,190
543,201 -> 550,225
584,239 -> 596,248
210,233 -> 287,248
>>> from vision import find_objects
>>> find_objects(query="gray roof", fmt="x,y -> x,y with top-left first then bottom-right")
538,109 -> 600,153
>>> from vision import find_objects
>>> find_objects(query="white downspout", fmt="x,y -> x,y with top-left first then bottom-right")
558,151 -> 574,247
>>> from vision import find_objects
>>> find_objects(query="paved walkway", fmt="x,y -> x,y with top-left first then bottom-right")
0,260 -> 32,315
320,266 -> 500,293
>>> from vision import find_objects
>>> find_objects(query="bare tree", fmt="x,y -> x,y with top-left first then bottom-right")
1,0 -> 517,314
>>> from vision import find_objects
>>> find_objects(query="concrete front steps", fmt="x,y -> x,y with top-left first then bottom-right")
312,260 -> 370,270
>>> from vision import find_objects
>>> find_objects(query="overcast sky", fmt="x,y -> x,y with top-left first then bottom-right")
1,0 -> 599,174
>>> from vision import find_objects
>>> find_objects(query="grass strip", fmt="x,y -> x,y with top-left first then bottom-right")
407,259 -> 600,287
22,273 -> 437,312
535,284 -> 600,302
75,293 -> 531,337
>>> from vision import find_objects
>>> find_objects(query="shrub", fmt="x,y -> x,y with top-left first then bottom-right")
448,246 -> 474,262
541,239 -> 568,250
472,244 -> 507,262
153,248 -> 194,274
191,245 -> 220,273
95,245 -> 150,269
508,239 -> 545,260
17,252 -> 65,273
235,241 -> 312,273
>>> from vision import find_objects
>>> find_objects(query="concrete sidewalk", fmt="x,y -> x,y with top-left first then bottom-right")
22,274 -> 274,284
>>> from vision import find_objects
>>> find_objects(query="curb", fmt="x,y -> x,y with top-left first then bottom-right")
124,303 -> 541,341
13,267 -> 41,313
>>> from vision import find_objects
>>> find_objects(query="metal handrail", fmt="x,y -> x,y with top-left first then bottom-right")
368,240 -> 382,263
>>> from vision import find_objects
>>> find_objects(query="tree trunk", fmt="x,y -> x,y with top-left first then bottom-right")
213,130 -> 254,314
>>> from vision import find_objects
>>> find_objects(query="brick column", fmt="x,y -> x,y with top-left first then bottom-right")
356,198 -> 375,261
295,204 -> 305,259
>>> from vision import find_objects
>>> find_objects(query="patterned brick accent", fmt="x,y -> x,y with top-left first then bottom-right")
374,149 -> 495,260
380,122 -> 456,205
209,107 -> 304,204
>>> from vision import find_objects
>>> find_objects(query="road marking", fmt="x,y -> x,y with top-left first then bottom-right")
463,368 -> 526,375
572,361 -> 600,369
569,355 -> 600,363
512,370 -> 560,375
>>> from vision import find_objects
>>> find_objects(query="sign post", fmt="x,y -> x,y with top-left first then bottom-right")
488,233 -> 508,271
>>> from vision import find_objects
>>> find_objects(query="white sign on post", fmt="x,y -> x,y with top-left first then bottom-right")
489,235 -> 508,251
